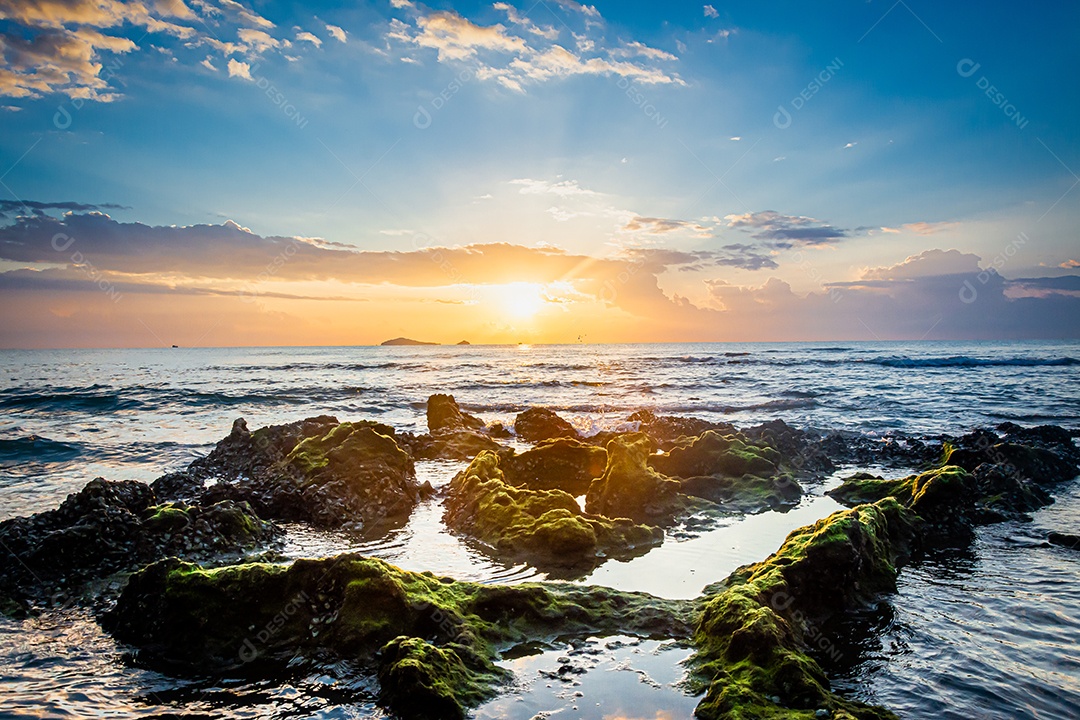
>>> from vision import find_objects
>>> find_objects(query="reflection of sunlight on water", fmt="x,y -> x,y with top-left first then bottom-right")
278,459 -> 544,584
579,471 -> 855,598
474,636 -> 697,720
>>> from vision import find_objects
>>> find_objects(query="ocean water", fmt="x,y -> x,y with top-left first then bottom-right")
0,340 -> 1078,718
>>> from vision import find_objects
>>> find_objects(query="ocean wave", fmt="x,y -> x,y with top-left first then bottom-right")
867,356 -> 1079,369
721,398 -> 819,412
0,435 -> 82,462
0,386 -> 141,412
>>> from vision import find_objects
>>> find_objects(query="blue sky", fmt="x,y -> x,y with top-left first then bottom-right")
0,0 -> 1077,346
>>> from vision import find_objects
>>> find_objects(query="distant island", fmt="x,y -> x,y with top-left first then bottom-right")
456,340 -> 470,345
380,337 -> 439,346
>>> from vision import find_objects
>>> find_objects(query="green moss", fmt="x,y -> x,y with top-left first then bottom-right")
652,430 -> 780,479
828,466 -> 975,524
106,553 -> 694,719
444,451 -> 662,569
377,636 -> 505,720
142,503 -> 192,533
689,499 -> 911,720
584,433 -> 687,523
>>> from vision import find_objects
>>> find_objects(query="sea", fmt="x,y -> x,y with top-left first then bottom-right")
0,340 -> 1078,719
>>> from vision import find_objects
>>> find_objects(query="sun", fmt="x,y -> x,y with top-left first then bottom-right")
494,282 -> 546,320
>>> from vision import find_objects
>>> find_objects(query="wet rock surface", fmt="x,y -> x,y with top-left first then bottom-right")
5,407 -> 1077,720
156,417 -> 426,534
443,451 -> 662,573
0,478 -> 273,606
103,553 -> 694,720
514,407 -> 580,442
690,499 -> 912,720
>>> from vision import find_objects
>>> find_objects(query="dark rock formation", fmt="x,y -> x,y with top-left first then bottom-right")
104,554 -> 693,719
444,451 -> 662,571
0,478 -> 272,604
626,409 -> 731,450
502,437 -> 608,495
154,417 -> 425,534
584,433 -> 686,523
514,407 -> 580,442
426,394 -> 484,434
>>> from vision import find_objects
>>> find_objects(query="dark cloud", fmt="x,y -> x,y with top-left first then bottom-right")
725,210 -> 848,247
0,200 -> 129,218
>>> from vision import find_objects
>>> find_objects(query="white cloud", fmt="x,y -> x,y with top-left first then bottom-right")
325,23 -> 347,43
844,141 -> 857,149
386,6 -> 683,90
238,28 -> 280,53
227,58 -> 252,79
611,40 -> 677,62
200,56 -> 217,71
704,5 -> 719,18
511,178 -> 598,197
296,30 -> 322,47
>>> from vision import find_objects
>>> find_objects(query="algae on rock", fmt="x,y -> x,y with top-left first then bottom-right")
444,451 -> 662,571
689,499 -> 913,720
104,553 -> 694,720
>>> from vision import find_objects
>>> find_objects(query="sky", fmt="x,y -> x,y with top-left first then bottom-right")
0,0 -> 1077,348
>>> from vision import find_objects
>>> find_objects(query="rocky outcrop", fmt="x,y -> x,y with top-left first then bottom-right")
650,431 -> 805,511
627,409 -> 731,450
104,554 -> 694,720
156,418 -> 426,534
514,407 -> 580,442
501,437 -> 608,495
278,422 -> 425,531
443,451 -> 662,571
0,478 -> 272,604
584,433 -> 687,524
690,499 -> 912,720
426,394 -> 484,434
401,429 -> 506,461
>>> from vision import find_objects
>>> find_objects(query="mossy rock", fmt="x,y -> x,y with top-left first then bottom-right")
651,430 -> 780,479
283,422 -> 421,529
444,451 -> 662,571
584,432 -> 687,523
104,554 -> 693,719
690,499 -> 911,720
502,437 -> 608,495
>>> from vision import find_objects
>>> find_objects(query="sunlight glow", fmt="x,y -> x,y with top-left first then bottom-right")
494,282 -> 546,320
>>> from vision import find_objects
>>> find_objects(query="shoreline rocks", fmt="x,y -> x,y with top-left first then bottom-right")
103,553 -> 694,719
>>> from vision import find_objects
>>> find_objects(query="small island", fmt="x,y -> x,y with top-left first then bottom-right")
457,340 -> 471,345
380,337 -> 439,346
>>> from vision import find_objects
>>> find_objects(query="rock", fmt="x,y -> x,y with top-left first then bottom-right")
157,416 -> 341,497
1048,531 -> 1080,550
103,554 -> 694,719
648,431 -> 801,512
426,394 -> 484,434
0,478 -> 273,604
584,433 -> 686,524
742,420 -> 835,473
403,430 -> 506,461
690,499 -> 911,720
626,409 -> 732,450
444,451 -> 662,571
943,441 -> 1078,486
514,408 -> 580,443
281,422 -> 421,530
502,438 -> 608,495
651,431 -> 780,479
486,422 -> 513,439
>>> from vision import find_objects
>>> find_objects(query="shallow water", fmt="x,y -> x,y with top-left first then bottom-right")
1,341 -> 1078,718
